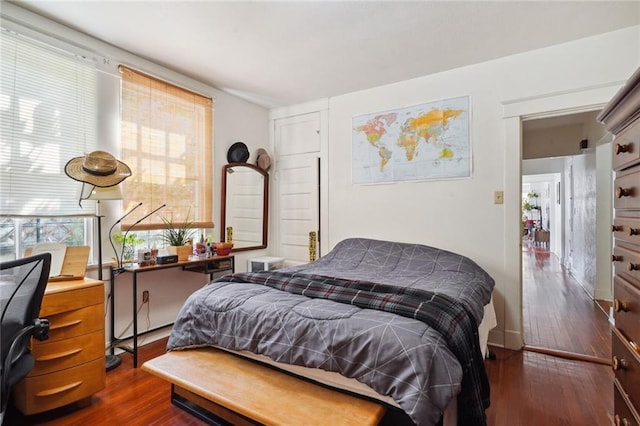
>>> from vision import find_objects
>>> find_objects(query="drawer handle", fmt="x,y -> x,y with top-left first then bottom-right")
612,225 -> 623,232
49,319 -> 82,331
612,355 -> 628,371
630,228 -> 640,236
627,262 -> 640,271
36,348 -> 83,362
615,143 -> 631,154
35,381 -> 82,397
616,187 -> 633,198
613,299 -> 628,313
612,255 -> 623,262
615,414 -> 631,426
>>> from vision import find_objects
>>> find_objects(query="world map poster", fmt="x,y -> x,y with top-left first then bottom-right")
352,96 -> 471,184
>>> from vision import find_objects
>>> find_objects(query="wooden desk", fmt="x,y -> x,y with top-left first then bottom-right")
110,256 -> 235,367
12,278 -> 106,414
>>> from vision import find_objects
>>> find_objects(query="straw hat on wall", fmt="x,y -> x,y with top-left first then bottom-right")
64,151 -> 131,187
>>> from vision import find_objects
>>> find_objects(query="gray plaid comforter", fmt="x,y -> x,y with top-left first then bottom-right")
167,238 -> 495,425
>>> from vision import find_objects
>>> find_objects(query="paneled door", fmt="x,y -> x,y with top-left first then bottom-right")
274,112 -> 321,265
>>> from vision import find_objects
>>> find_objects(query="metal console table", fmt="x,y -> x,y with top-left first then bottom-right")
110,255 -> 235,368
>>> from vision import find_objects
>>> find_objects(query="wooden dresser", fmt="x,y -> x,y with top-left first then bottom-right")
599,67 -> 640,426
12,278 -> 106,414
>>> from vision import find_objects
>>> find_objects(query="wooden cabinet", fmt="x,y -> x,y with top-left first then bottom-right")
12,278 -> 106,415
599,67 -> 640,426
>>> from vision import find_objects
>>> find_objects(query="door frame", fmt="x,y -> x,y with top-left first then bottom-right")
500,83 -> 621,350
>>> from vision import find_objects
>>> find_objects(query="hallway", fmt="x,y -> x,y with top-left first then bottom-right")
522,238 -> 611,361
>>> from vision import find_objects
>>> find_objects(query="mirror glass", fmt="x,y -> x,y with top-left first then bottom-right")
220,163 -> 268,251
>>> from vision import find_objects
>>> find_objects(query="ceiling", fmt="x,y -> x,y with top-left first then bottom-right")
7,1 -> 640,109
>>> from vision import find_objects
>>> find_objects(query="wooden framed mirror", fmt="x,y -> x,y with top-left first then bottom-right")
220,163 -> 268,252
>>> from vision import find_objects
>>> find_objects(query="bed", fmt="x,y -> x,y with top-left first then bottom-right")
163,238 -> 496,425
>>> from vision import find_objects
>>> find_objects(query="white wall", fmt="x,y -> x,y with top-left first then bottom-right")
595,139 -> 614,302
523,124 -> 584,159
313,26 -> 639,349
569,152 -> 597,296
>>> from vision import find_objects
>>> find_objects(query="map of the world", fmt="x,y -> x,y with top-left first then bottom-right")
352,96 -> 470,184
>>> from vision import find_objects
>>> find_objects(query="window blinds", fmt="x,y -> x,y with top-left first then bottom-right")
0,28 -> 98,217
119,66 -> 213,230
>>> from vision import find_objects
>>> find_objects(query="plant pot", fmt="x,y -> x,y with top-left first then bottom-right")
168,245 -> 192,261
213,242 -> 234,256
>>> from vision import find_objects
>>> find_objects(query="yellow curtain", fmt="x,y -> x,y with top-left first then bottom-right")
119,65 -> 213,230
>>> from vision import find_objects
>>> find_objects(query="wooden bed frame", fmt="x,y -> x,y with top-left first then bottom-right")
142,347 -> 387,425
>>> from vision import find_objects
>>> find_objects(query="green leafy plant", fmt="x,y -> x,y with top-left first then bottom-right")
523,191 -> 539,212
160,213 -> 195,246
113,233 -> 144,262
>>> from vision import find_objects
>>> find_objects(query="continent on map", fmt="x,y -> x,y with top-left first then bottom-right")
397,108 -> 464,161
440,147 -> 454,159
355,113 -> 397,145
378,146 -> 392,171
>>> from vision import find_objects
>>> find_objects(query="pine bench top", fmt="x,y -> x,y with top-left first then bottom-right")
142,347 -> 386,426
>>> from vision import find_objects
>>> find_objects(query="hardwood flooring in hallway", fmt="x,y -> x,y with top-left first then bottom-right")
522,238 -> 611,360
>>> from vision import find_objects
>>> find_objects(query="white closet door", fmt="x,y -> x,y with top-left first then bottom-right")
274,112 -> 321,265
276,155 -> 319,264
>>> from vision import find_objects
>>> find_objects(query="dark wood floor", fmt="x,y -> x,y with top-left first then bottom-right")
4,245 -> 614,425
485,346 -> 612,425
522,239 -> 612,360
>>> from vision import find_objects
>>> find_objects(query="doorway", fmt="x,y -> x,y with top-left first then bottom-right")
520,112 -> 612,361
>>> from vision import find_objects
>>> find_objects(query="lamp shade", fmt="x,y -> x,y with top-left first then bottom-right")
79,184 -> 123,201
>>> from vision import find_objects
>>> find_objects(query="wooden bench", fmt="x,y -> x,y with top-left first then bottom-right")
141,347 -> 386,425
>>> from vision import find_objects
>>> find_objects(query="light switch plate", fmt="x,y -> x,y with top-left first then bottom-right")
494,191 -> 504,204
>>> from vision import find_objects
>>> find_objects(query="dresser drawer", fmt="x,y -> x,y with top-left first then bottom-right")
614,121 -> 640,171
40,284 -> 103,317
41,303 -> 104,342
613,244 -> 640,284
13,357 -> 106,415
615,378 -> 640,426
615,276 -> 640,347
29,331 -> 104,376
613,328 -> 640,412
614,216 -> 640,246
615,166 -> 640,210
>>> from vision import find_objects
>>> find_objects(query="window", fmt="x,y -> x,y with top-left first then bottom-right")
0,28 -> 98,261
119,66 -> 213,232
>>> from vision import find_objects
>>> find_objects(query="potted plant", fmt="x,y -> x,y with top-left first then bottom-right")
161,213 -> 195,261
526,191 -> 539,208
113,232 -> 144,265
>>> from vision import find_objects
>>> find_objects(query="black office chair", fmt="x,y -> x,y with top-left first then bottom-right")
0,253 -> 51,425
